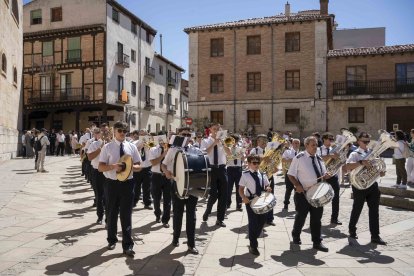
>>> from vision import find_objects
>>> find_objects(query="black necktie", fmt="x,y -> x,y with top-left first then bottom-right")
141,148 -> 146,161
213,145 -> 218,165
310,156 -> 322,182
120,142 -> 125,157
327,147 -> 330,155
233,147 -> 237,165
160,146 -> 165,164
250,171 -> 262,197
294,151 -> 297,156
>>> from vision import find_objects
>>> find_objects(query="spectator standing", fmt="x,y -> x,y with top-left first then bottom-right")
36,128 -> 50,172
56,130 -> 65,156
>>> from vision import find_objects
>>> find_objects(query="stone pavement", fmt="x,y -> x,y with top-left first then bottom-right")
0,156 -> 414,276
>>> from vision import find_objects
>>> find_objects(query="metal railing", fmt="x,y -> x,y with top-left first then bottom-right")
144,98 -> 155,109
66,49 -> 82,63
168,104 -> 176,114
333,78 -> 414,96
27,88 -> 90,104
117,53 -> 130,67
167,77 -> 176,87
145,66 -> 156,78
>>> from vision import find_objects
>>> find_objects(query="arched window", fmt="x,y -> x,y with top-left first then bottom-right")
13,67 -> 17,84
1,53 -> 6,74
12,0 -> 19,24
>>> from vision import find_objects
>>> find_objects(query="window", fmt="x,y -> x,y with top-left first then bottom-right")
131,22 -> 137,34
146,32 -> 153,44
13,67 -> 17,84
145,86 -> 150,102
51,7 -> 62,22
1,53 -> 6,74
285,70 -> 300,90
159,65 -> 163,75
211,111 -> 223,125
210,38 -> 224,57
67,37 -> 81,62
131,81 -> 136,96
346,66 -> 366,86
175,98 -> 178,110
285,109 -> 300,124
247,110 -> 261,125
40,75 -> 51,93
42,41 -> 53,57
131,49 -> 136,62
130,114 -> 136,126
30,9 -> 42,25
348,107 -> 364,123
247,35 -> 261,55
159,93 -> 164,107
285,32 -> 300,52
210,74 -> 224,93
175,72 -> 179,83
247,72 -> 261,92
156,123 -> 160,133
117,75 -> 124,97
112,8 -> 119,23
12,0 -> 19,24
396,63 -> 414,84
145,57 -> 150,69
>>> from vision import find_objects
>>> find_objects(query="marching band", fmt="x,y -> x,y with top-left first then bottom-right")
77,120 -> 398,257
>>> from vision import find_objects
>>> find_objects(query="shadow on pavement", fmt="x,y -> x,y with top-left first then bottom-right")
219,252 -> 263,270
302,225 -> 348,239
275,210 -> 296,218
271,243 -> 325,267
46,223 -> 104,245
337,239 -> 395,264
132,221 -> 163,242
60,183 -> 89,189
58,205 -> 94,218
63,188 -> 91,195
12,169 -> 35,172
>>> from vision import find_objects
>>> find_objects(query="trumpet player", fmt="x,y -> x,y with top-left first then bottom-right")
345,132 -> 386,245
226,134 -> 244,211
281,138 -> 300,211
317,133 -> 342,225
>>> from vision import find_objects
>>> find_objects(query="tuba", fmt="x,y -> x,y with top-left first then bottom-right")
325,129 -> 357,175
259,134 -> 286,178
102,127 -> 114,144
350,130 -> 398,190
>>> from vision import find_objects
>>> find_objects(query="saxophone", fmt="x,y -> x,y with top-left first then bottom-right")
325,129 -> 356,175
350,130 -> 398,190
259,134 -> 286,178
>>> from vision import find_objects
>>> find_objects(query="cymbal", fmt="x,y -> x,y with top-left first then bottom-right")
116,155 -> 133,182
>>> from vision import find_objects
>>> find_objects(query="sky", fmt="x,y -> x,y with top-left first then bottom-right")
23,0 -> 414,79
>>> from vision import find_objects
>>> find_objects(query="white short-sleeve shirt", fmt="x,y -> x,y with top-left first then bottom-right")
201,136 -> 226,165
149,145 -> 164,173
88,139 -> 103,169
249,147 -> 265,158
239,170 -> 270,197
85,138 -> 94,151
346,147 -> 367,164
282,147 -> 298,160
317,145 -> 332,157
226,145 -> 243,167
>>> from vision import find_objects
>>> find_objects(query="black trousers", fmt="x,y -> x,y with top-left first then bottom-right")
133,167 -> 152,206
92,168 -> 106,219
49,140 -> 56,155
106,178 -> 134,250
172,191 -> 198,247
204,166 -> 228,222
292,192 -> 323,244
56,142 -> 65,156
151,173 -> 172,223
266,176 -> 275,223
283,173 -> 295,207
349,182 -> 380,237
22,146 -> 26,157
326,175 -> 340,221
226,166 -> 242,209
246,204 -> 266,249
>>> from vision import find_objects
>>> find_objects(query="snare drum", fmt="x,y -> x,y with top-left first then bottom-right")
173,147 -> 211,199
305,182 -> 334,208
250,192 -> 276,215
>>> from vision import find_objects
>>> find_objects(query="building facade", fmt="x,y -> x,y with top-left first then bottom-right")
185,1 -> 333,135
0,0 -> 23,160
23,0 -> 183,132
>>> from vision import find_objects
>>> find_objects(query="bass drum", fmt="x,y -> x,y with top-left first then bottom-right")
173,147 -> 211,199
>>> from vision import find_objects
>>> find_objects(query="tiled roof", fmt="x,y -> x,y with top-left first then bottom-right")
184,13 -> 332,33
154,54 -> 185,72
328,44 -> 414,57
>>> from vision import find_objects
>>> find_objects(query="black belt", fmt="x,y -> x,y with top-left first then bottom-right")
210,164 -> 226,168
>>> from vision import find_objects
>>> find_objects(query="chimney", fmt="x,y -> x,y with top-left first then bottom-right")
285,1 -> 290,16
320,0 -> 329,15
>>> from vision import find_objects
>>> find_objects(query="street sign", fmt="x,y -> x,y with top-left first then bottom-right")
185,118 -> 193,125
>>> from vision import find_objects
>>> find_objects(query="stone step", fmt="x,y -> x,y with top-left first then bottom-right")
379,194 -> 414,211
379,186 -> 414,199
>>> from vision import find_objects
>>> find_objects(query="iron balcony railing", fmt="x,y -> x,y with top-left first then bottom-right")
66,49 -> 82,63
168,104 -> 176,114
167,77 -> 176,87
144,98 -> 155,110
117,53 -> 130,67
145,66 -> 156,78
333,78 -> 414,96
27,88 -> 90,104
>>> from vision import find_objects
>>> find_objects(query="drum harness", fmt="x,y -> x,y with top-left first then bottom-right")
246,171 -> 265,201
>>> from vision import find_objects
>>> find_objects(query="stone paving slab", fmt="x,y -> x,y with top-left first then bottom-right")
0,156 -> 413,275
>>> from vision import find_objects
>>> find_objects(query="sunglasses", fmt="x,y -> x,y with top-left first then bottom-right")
328,138 -> 335,141
182,133 -> 192,137
251,161 -> 260,165
117,129 -> 128,134
361,140 -> 370,144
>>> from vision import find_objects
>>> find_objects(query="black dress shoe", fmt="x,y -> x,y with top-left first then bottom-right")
155,217 -> 161,223
248,246 -> 260,256
187,247 -> 199,255
96,219 -> 103,225
267,221 -> 276,226
313,243 -> 329,252
123,248 -> 135,257
172,240 -> 179,247
107,243 -> 116,250
331,220 -> 343,225
163,223 -> 170,228
202,213 -> 208,222
349,232 -> 358,239
371,236 -> 387,245
216,220 -> 226,227
144,205 -> 153,210
292,236 -> 302,245
236,207 -> 243,212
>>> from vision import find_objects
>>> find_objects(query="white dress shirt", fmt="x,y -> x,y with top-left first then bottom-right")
201,136 -> 226,166
287,150 -> 327,191
84,138 -> 94,151
57,133 -> 65,143
99,139 -> 141,180
393,140 -> 406,159
239,170 -> 270,197
346,147 -> 368,164
317,145 -> 333,157
226,145 -> 243,167
249,146 -> 265,157
162,147 -> 179,173
282,147 -> 298,160
149,145 -> 164,174
132,140 -> 151,168
88,139 -> 103,169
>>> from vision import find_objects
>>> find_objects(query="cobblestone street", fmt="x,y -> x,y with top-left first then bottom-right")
0,156 -> 413,275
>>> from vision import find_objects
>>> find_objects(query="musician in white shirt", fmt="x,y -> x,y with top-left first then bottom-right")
281,138 -> 300,210
98,121 -> 142,257
287,136 -> 330,252
201,122 -> 231,227
226,134 -> 244,211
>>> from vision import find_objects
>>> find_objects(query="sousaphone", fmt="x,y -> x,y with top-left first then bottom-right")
116,155 -> 133,181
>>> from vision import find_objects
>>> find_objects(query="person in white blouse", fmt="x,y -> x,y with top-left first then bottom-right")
288,136 -> 331,252
239,154 -> 271,256
98,121 -> 142,257
281,138 -> 300,210
201,122 -> 231,227
393,130 -> 408,189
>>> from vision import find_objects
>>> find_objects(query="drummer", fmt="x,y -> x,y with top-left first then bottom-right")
287,136 -> 331,252
239,154 -> 272,256
161,127 -> 199,255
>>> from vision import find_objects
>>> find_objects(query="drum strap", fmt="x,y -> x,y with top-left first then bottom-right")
248,171 -> 264,198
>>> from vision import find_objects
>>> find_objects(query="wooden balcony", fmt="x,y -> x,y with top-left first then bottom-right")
27,88 -> 90,104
